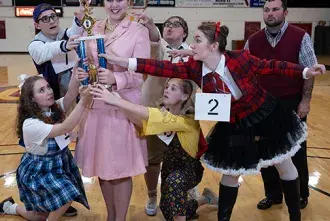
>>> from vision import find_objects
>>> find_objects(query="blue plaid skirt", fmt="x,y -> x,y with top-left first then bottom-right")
16,138 -> 89,212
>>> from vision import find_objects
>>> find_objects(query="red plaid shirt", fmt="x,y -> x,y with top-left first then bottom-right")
136,49 -> 304,123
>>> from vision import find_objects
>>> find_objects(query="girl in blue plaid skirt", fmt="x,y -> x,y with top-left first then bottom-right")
0,72 -> 91,220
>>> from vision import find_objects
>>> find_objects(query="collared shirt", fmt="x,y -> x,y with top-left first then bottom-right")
201,54 -> 243,100
139,107 -> 200,158
161,38 -> 190,63
245,21 -> 318,67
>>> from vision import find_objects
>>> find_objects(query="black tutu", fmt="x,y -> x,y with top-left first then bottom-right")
202,94 -> 307,176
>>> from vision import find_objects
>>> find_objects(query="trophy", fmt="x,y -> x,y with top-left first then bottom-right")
76,0 -> 107,86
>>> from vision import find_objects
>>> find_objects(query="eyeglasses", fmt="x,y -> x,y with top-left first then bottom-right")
164,21 -> 183,28
38,13 -> 59,23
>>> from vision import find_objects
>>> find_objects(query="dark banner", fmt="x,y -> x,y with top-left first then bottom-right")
251,0 -> 330,7
147,0 -> 175,7
14,0 -> 62,6
250,0 -> 265,7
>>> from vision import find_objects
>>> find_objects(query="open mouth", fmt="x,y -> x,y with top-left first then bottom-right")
47,96 -> 54,101
164,95 -> 169,99
49,26 -> 57,29
111,9 -> 121,14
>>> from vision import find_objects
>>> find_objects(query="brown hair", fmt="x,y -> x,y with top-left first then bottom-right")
157,78 -> 195,115
164,16 -> 189,42
16,76 -> 65,139
198,22 -> 229,53
265,0 -> 288,10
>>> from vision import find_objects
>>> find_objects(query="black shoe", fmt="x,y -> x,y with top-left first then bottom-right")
300,198 -> 308,209
257,198 -> 283,210
0,197 -> 15,214
63,206 -> 78,217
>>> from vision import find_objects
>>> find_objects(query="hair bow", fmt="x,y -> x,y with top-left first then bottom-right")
215,21 -> 221,40
17,74 -> 42,92
17,74 -> 30,91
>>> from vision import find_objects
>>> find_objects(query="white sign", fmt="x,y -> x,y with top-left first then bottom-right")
176,0 -> 249,7
54,132 -> 76,150
157,131 -> 176,145
195,93 -> 231,122
0,0 -> 12,6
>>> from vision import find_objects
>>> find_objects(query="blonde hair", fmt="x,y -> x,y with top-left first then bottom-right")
157,78 -> 196,116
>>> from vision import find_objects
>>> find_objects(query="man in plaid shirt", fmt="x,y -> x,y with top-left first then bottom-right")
245,0 -> 317,210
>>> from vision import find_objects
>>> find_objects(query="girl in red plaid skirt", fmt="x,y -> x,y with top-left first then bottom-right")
98,21 -> 326,221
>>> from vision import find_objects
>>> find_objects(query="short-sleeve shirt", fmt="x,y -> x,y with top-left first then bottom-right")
23,98 -> 65,155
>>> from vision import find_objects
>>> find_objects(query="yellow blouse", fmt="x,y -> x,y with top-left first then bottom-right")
140,107 -> 200,158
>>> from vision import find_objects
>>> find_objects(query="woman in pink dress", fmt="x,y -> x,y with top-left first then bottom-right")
74,1 -> 150,220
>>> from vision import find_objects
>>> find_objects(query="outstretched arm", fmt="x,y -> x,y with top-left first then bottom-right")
90,84 -> 148,127
90,84 -> 195,134
99,53 -> 195,80
246,50 -> 325,79
47,86 -> 91,138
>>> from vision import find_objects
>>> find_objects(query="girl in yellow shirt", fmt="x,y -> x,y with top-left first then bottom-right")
90,78 -> 218,221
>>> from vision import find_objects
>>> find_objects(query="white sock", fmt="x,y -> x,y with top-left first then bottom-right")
3,202 -> 18,215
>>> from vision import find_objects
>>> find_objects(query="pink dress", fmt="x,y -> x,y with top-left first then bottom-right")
75,18 -> 150,180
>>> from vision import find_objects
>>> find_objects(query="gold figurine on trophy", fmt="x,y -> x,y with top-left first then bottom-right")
80,0 -> 96,36
76,0 -> 106,86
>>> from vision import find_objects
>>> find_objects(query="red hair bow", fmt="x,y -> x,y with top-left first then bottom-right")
215,21 -> 221,40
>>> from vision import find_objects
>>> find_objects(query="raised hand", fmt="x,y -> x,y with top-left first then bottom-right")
98,53 -> 129,68
97,68 -> 116,85
168,49 -> 193,59
65,35 -> 81,51
132,12 -> 154,27
75,66 -> 89,82
79,85 -> 92,105
75,0 -> 92,21
306,64 -> 327,78
90,84 -> 122,105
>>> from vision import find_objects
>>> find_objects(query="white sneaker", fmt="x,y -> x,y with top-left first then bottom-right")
145,196 -> 157,216
0,197 -> 17,215
188,186 -> 200,200
202,187 -> 218,206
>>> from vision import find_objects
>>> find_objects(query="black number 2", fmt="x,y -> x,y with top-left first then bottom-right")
208,99 -> 219,115
64,134 -> 70,140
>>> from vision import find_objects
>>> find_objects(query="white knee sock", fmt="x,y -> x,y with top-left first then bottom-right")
221,175 -> 240,187
3,202 -> 18,215
275,159 -> 298,180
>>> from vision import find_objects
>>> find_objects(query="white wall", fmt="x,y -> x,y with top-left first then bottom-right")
0,6 -> 329,52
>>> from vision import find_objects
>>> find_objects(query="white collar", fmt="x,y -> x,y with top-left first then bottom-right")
202,54 -> 226,77
164,39 -> 190,50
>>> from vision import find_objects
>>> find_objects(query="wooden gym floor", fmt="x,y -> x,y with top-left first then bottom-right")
0,54 -> 329,220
